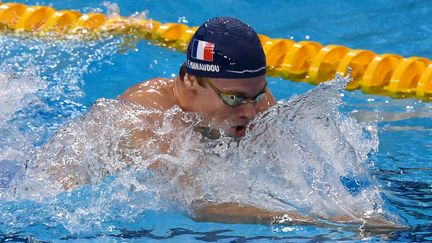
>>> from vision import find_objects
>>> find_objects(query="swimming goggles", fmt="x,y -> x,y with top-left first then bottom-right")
205,78 -> 267,107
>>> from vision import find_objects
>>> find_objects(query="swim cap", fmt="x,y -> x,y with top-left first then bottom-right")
185,16 -> 266,79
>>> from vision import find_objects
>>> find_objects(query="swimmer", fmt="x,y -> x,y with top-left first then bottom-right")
118,17 -> 405,232
120,17 -> 276,139
119,16 -> 280,224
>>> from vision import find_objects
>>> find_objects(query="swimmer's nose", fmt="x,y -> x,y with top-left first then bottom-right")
237,102 -> 257,120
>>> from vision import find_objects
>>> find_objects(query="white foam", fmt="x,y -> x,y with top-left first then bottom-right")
0,33 -> 123,194
0,70 -> 46,121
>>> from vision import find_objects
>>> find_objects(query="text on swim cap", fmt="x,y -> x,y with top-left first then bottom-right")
187,60 -> 220,72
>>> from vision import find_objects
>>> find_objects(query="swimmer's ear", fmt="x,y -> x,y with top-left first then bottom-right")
184,74 -> 196,89
184,74 -> 200,95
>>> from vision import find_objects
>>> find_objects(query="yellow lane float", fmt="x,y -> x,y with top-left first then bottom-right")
1,2 -> 431,101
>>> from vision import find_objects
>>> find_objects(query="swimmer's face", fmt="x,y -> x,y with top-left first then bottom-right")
191,75 -> 267,137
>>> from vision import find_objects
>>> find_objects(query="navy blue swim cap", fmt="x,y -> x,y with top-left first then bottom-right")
185,17 -> 266,79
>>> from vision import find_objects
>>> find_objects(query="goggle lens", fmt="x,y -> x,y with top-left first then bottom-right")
220,91 -> 266,107
204,78 -> 267,107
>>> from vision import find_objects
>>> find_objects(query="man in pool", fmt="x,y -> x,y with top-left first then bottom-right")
118,16 -> 314,224
118,17 -> 403,230
119,16 -> 276,139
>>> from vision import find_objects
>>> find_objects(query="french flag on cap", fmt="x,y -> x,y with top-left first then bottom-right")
191,39 -> 215,62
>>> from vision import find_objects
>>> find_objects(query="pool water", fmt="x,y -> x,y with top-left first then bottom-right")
1,0 -> 431,241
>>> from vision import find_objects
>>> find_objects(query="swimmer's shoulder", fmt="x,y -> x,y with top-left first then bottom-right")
118,78 -> 177,110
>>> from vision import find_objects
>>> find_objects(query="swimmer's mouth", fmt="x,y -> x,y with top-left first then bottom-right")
232,125 -> 247,137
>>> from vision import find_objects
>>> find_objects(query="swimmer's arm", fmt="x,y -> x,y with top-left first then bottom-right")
193,202 -> 320,225
194,202 -> 407,232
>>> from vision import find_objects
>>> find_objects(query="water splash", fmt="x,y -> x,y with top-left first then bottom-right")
0,73 -> 397,234
0,33 -> 124,192
193,74 -> 382,219
103,2 -> 121,18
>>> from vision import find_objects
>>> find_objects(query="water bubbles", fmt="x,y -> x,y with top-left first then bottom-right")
177,16 -> 188,24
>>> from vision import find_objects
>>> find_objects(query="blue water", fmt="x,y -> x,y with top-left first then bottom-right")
1,0 -> 432,241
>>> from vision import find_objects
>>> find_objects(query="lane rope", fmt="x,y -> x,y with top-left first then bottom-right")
1,2 -> 431,101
